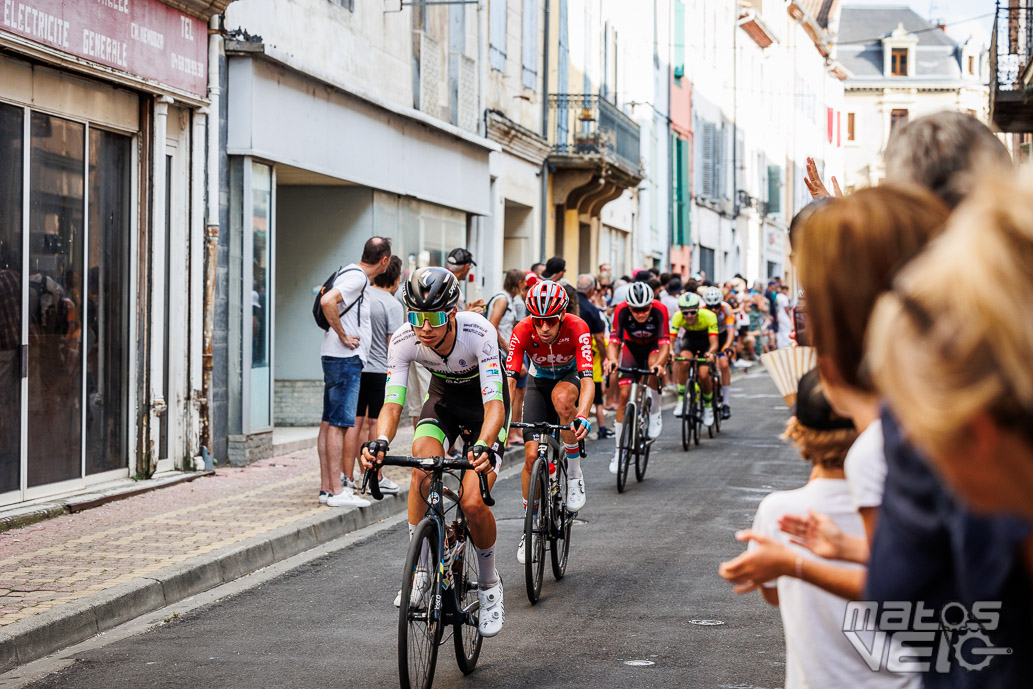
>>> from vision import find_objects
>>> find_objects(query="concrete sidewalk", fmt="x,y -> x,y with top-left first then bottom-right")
0,369 -> 755,673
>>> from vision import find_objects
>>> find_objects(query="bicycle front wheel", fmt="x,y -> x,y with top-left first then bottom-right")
398,519 -> 441,689
550,457 -> 571,580
524,458 -> 548,604
453,518 -> 483,674
616,402 -> 635,493
680,393 -> 691,451
690,392 -> 701,446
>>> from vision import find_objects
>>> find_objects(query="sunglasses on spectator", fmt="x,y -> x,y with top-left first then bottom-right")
630,306 -> 652,314
408,311 -> 449,327
532,316 -> 561,327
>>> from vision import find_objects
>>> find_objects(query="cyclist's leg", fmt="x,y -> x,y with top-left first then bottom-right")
698,356 -> 714,395
615,345 -> 635,424
520,377 -> 550,509
551,374 -> 582,477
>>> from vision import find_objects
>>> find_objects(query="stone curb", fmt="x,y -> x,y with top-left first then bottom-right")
0,447 -> 524,673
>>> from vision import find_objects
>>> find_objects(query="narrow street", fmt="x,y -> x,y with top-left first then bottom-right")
22,371 -> 806,689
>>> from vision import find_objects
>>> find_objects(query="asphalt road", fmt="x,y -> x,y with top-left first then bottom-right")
25,370 -> 807,689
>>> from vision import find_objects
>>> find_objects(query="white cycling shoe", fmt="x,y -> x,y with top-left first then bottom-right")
516,535 -> 525,565
393,569 -> 430,608
477,574 -> 504,638
566,477 -> 586,512
648,412 -> 663,438
703,405 -> 715,427
608,451 -> 619,475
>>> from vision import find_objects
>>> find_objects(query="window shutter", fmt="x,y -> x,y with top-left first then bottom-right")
714,125 -> 725,199
521,0 -> 538,89
674,0 -> 685,79
701,122 -> 715,199
767,165 -> 781,214
490,0 -> 507,72
678,137 -> 691,245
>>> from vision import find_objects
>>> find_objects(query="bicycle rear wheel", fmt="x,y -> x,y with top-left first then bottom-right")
616,402 -> 634,493
398,519 -> 441,689
550,456 -> 572,580
524,458 -> 548,604
453,518 -> 483,674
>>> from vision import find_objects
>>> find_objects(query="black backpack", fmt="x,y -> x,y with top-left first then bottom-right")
313,266 -> 366,331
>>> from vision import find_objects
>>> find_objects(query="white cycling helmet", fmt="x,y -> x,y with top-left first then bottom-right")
702,286 -> 723,307
626,282 -> 654,308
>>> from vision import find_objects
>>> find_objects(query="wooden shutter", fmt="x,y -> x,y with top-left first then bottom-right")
767,165 -> 781,214
521,0 -> 538,89
490,0 -> 507,72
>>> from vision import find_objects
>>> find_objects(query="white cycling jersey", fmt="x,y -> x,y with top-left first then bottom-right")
385,311 -> 506,407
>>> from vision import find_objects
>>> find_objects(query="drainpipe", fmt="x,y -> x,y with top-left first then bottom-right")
539,0 -> 551,262
200,13 -> 223,459
478,0 -> 487,136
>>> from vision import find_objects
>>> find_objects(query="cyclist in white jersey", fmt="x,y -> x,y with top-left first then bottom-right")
360,266 -> 509,638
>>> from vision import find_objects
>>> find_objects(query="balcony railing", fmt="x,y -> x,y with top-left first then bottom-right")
991,2 -> 1033,130
547,94 -> 641,175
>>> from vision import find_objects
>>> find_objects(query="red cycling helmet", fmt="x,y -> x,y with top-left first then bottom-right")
525,280 -> 568,318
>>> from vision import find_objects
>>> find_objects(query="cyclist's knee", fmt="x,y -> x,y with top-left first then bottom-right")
553,390 -> 577,416
412,435 -> 444,458
523,449 -> 536,472
459,489 -> 489,519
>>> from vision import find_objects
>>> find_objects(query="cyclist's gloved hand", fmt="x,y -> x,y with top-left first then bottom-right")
572,416 -> 591,440
361,438 -> 389,468
468,442 -> 493,474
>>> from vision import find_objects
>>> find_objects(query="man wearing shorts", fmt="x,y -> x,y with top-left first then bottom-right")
354,255 -> 403,495
360,267 -> 509,638
506,281 -> 594,564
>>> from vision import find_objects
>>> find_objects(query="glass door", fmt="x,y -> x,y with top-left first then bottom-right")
0,103 -> 23,497
245,161 -> 273,431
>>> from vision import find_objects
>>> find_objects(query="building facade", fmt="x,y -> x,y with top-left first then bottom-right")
0,0 -> 227,506
671,0 -> 844,285
840,4 -> 989,190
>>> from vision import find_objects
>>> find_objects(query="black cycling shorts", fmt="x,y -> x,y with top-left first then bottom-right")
414,377 -> 511,474
618,343 -> 657,384
521,371 -> 580,442
675,332 -> 711,357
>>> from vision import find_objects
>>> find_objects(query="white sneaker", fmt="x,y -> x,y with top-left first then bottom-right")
393,570 -> 430,608
566,477 -> 586,512
609,451 -> 619,475
703,405 -> 715,427
326,490 -> 371,508
648,412 -> 662,438
516,535 -> 525,565
318,491 -> 329,504
477,574 -> 504,637
378,475 -> 400,496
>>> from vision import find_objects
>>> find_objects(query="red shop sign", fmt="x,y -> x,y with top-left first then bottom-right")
1,0 -> 207,97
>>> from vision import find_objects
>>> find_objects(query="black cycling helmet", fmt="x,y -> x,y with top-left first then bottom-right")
402,266 -> 461,311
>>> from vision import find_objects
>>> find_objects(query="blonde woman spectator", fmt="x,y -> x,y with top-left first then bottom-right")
868,175 -> 1033,520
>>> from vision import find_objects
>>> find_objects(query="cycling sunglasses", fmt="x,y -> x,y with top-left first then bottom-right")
532,316 -> 561,327
630,305 -> 652,314
408,311 -> 449,328
681,308 -> 699,317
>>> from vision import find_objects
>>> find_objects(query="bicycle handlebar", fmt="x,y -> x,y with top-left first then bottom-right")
616,366 -> 658,376
361,455 -> 495,506
672,355 -> 711,362
510,421 -> 587,457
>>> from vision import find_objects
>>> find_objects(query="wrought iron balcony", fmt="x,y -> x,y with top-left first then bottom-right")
547,94 -> 642,177
991,1 -> 1033,132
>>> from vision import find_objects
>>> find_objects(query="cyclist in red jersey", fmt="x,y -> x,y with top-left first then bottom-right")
506,282 -> 594,564
606,282 -> 670,473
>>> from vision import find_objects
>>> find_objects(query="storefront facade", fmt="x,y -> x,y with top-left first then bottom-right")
216,52 -> 496,461
0,0 -> 223,506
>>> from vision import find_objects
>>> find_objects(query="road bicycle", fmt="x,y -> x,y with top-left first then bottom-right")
710,355 -> 724,438
673,355 -> 705,450
363,454 -> 495,689
509,421 -> 585,604
614,367 -> 657,493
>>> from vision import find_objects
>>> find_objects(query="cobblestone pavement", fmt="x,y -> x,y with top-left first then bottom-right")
0,442 -> 411,629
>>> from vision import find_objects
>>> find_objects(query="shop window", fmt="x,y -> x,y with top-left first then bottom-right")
891,108 -> 909,131
699,247 -> 715,281
28,113 -> 85,487
250,162 -> 272,430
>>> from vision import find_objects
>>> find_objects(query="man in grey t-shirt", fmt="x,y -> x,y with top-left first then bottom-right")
354,256 -> 404,495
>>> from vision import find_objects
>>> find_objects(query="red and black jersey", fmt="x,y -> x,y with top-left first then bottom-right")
610,300 -> 671,349
505,315 -> 594,380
